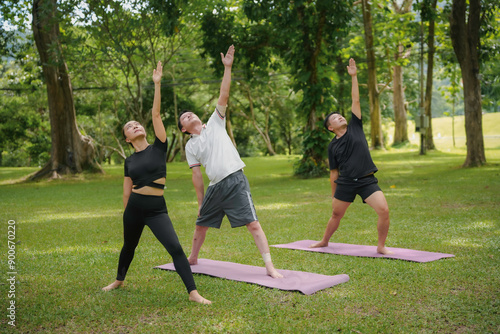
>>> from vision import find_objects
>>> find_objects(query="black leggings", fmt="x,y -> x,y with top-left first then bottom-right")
116,192 -> 196,293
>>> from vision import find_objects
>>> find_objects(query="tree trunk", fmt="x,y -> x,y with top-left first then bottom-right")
361,0 -> 384,149
294,5 -> 329,177
245,87 -> 276,156
424,0 -> 438,150
30,0 -> 101,180
450,0 -> 485,167
391,0 -> 412,146
169,65 -> 185,161
392,45 -> 408,145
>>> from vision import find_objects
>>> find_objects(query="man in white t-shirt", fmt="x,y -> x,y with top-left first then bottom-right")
178,45 -> 282,278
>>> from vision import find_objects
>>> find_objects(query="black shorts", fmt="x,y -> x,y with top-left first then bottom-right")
196,170 -> 258,228
334,175 -> 381,203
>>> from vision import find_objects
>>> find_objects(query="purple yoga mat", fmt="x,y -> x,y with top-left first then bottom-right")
155,258 -> 349,295
271,240 -> 455,263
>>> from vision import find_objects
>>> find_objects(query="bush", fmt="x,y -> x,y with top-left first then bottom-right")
293,126 -> 330,178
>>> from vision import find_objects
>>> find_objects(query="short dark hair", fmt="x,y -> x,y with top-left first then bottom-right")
323,112 -> 340,133
178,110 -> 191,135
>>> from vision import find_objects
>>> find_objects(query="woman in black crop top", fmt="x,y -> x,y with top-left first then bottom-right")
102,61 -> 211,304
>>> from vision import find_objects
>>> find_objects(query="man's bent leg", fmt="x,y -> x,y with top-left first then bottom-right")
310,198 -> 350,248
188,225 -> 209,265
246,221 -> 283,278
364,191 -> 392,254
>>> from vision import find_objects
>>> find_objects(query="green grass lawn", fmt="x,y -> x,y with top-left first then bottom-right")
1,146 -> 499,332
387,112 -> 500,151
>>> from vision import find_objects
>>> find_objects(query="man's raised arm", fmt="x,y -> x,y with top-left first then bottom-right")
217,45 -> 235,116
347,58 -> 361,120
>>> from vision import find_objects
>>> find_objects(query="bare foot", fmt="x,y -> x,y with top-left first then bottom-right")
187,255 -> 198,265
267,268 -> 284,278
102,280 -> 124,291
265,262 -> 284,278
189,290 -> 211,305
377,246 -> 394,255
309,240 -> 328,248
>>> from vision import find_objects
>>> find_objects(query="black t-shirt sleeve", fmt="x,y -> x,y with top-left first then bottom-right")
153,136 -> 168,151
350,112 -> 362,128
328,141 -> 338,170
124,158 -> 129,177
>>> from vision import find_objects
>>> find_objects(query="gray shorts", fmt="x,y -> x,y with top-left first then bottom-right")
196,170 -> 258,228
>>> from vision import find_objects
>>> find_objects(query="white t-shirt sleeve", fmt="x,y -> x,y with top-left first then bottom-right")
185,142 -> 201,168
206,106 -> 226,129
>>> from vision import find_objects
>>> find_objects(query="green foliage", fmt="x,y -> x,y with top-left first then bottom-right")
293,154 -> 328,178
437,61 -> 462,115
198,2 -> 280,80
147,0 -> 187,36
478,1 -> 500,62
440,0 -> 500,101
240,0 -> 353,176
56,0 -> 214,163
68,0 -> 198,139
0,51 -> 50,166
293,125 -> 331,178
197,2 -> 303,157
199,5 -> 237,75
0,24 -> 13,57
479,3 -> 500,113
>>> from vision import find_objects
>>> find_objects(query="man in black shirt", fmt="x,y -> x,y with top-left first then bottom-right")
310,58 -> 392,254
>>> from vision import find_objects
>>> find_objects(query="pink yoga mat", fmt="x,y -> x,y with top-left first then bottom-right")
155,258 -> 349,295
271,240 -> 455,263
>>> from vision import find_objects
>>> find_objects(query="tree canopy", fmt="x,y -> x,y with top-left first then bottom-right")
0,0 -> 498,175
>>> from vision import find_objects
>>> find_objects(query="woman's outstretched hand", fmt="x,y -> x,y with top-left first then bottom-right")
153,61 -> 163,84
220,45 -> 235,68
